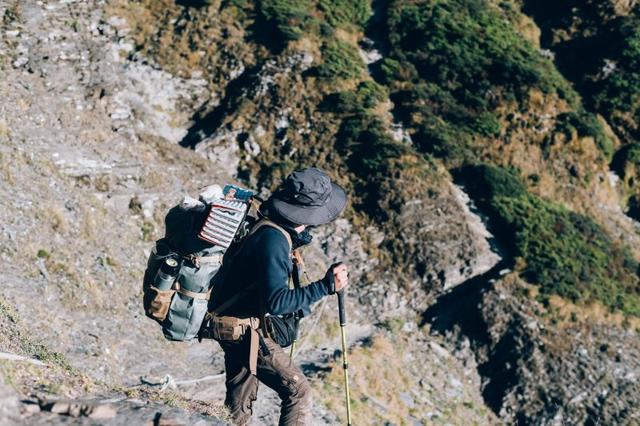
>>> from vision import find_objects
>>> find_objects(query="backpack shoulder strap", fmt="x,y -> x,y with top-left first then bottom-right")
291,249 -> 306,288
249,219 -> 292,251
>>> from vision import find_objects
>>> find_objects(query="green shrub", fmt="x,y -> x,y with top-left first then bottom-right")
457,164 -> 526,204
414,116 -> 473,162
472,112 -> 501,137
386,0 -> 570,105
318,0 -> 371,29
491,194 -> 640,316
555,111 -> 614,159
321,81 -> 387,114
356,81 -> 388,109
334,113 -> 421,219
378,58 -> 417,84
591,10 -> 640,118
529,2 -> 640,143
177,0 -> 215,6
339,116 -> 408,175
257,0 -> 315,43
226,0 -> 249,6
611,143 -> 640,179
320,91 -> 365,114
316,40 -> 364,80
319,20 -> 335,37
460,164 -> 640,316
381,0 -> 577,163
611,143 -> 640,215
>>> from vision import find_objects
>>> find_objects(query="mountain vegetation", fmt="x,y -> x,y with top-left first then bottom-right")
460,164 -> 640,316
2,0 -> 640,423
111,0 -> 639,317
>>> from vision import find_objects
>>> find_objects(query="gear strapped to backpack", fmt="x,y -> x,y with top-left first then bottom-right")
143,184 -> 305,352
143,184 -> 261,341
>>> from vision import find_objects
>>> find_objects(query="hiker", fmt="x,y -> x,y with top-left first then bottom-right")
208,167 -> 349,426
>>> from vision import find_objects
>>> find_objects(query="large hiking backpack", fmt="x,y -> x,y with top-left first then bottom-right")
142,184 -> 259,341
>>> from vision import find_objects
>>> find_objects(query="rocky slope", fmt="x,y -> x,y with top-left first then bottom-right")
1,0 -> 639,425
426,272 -> 640,424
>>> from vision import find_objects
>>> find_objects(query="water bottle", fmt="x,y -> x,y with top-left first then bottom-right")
154,257 -> 179,290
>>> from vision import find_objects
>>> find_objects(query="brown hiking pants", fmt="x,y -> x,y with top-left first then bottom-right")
218,332 -> 311,426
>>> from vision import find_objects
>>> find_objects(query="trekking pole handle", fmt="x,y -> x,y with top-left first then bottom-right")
337,290 -> 346,326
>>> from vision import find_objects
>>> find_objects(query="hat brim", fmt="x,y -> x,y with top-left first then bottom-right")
271,182 -> 347,226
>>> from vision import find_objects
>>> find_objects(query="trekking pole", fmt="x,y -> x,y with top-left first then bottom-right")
337,289 -> 352,426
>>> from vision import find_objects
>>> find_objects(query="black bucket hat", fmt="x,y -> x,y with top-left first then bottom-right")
267,168 -> 347,226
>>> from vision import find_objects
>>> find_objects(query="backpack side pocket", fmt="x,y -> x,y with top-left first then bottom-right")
147,286 -> 176,322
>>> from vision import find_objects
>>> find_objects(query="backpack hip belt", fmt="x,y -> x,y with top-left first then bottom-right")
203,313 -> 261,375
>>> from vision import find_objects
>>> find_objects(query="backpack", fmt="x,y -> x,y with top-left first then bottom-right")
142,184 -> 260,341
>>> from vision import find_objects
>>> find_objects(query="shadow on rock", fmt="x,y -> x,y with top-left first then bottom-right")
180,65 -> 260,149
421,259 -> 520,414
175,0 -> 213,8
421,260 -> 509,339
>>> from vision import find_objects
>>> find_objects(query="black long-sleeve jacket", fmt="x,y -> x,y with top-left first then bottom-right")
210,225 -> 329,318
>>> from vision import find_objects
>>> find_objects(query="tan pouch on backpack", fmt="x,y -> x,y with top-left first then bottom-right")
146,286 -> 176,322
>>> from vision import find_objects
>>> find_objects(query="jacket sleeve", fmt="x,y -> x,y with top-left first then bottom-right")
254,228 -> 329,315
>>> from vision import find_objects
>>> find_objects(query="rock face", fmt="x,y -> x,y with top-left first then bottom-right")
398,182 -> 502,292
12,395 -> 228,425
0,0 -> 224,387
0,378 -> 21,425
425,274 -> 640,425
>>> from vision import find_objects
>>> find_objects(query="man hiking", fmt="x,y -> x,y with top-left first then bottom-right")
208,167 -> 349,425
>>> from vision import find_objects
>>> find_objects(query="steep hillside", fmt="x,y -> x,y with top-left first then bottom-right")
0,0 -> 231,422
519,0 -> 640,222
1,0 -> 639,424
110,0 -> 640,310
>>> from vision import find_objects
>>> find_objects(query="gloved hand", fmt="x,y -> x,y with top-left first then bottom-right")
325,262 -> 349,294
